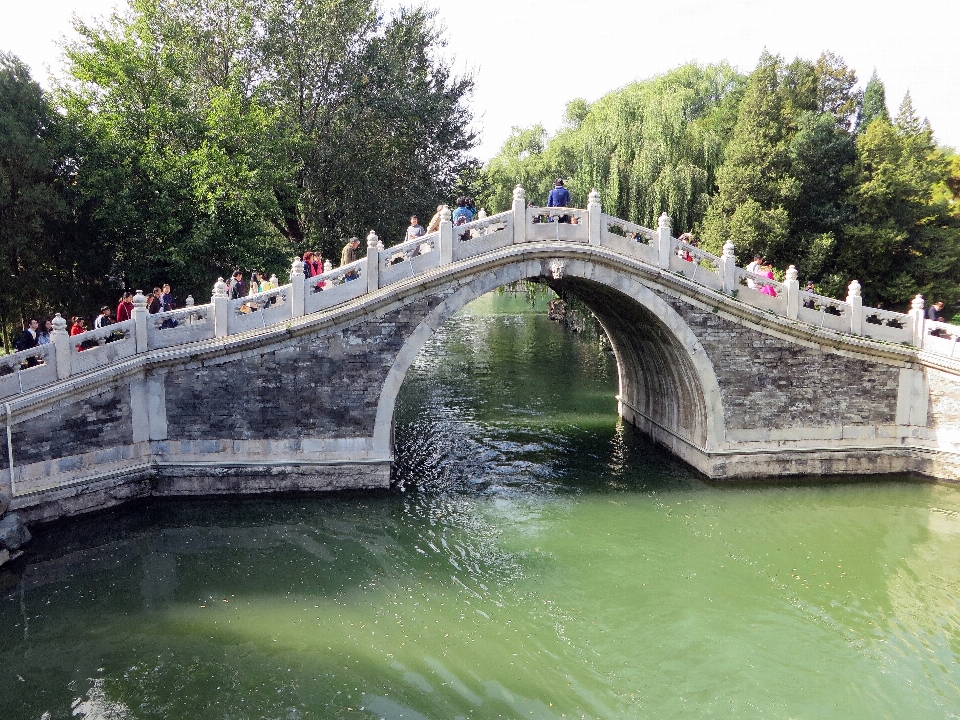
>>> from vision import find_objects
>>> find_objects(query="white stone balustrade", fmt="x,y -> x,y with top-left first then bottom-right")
5,184 -> 960,404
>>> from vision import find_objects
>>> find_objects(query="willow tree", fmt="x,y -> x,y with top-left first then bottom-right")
480,63 -> 745,230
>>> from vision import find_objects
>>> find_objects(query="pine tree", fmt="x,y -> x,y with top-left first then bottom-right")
701,52 -> 792,262
856,71 -> 889,133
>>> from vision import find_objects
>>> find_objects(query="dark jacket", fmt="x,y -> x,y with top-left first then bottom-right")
14,329 -> 38,353
547,186 -> 571,207
230,279 -> 246,300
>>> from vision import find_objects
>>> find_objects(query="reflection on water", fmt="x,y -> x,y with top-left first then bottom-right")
2,292 -> 960,719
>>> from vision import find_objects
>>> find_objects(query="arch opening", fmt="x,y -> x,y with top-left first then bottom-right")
374,260 -> 726,474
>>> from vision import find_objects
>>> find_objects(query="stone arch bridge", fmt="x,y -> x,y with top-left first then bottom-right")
3,188 -> 960,522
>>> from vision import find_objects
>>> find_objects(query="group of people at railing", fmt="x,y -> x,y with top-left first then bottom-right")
5,188 -> 960,383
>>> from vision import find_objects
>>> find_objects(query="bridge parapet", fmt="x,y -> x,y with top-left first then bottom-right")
2,186 -> 959,404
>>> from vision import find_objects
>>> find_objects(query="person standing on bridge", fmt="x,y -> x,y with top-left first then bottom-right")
406,215 -> 425,243
229,271 -> 246,300
426,205 -> 444,233
116,292 -> 134,323
341,237 -> 361,267
547,179 -> 571,223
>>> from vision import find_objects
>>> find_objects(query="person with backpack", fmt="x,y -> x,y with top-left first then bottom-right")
452,197 -> 473,226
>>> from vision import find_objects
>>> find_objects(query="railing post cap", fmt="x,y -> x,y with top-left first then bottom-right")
911,294 -> 925,311
185,295 -> 195,306
133,290 -> 147,307
51,313 -> 67,333
367,230 -> 379,247
658,212 -> 671,230
785,265 -> 798,281
722,239 -> 735,258
513,185 -> 526,202
588,187 -> 601,205
847,279 -> 861,298
440,204 -> 451,222
269,274 -> 278,286
213,277 -> 229,297
290,258 -> 304,277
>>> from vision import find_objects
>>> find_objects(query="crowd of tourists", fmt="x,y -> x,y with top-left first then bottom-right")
7,186 -> 957,362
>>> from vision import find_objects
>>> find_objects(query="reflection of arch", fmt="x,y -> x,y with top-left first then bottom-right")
373,258 -> 726,471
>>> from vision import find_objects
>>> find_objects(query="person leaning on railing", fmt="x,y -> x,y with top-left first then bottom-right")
928,301 -> 946,336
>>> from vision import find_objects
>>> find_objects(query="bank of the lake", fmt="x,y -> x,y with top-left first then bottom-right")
2,291 -> 959,719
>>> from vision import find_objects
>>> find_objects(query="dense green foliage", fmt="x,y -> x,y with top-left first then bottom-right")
0,0 -> 476,348
3,8 -> 960,344
482,54 -> 960,309
483,63 -> 745,233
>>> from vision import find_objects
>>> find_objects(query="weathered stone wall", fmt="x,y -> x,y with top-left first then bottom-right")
654,290 -> 900,430
11,383 -> 133,466
165,293 -> 450,442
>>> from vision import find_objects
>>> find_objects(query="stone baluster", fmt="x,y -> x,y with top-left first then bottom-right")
212,277 -> 230,338
910,294 -> 925,347
656,212 -> 672,269
784,265 -> 800,319
438,205 -> 453,265
50,313 -> 71,380
366,231 -> 380,293
289,259 -> 305,319
132,290 -> 149,352
719,240 -> 737,294
512,185 -> 526,244
587,188 -> 602,247
185,295 -> 194,307
846,280 -> 863,335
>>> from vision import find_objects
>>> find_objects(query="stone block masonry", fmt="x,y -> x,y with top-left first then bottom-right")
3,243 -> 959,526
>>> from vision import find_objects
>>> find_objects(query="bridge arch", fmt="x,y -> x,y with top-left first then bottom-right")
373,257 -> 726,472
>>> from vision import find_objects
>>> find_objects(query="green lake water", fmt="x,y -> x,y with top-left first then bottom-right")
2,291 -> 960,719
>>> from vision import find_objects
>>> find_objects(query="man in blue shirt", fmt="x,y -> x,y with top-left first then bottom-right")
547,179 -> 571,223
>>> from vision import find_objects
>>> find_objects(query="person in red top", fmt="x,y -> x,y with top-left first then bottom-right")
116,292 -> 134,322
70,316 -> 88,351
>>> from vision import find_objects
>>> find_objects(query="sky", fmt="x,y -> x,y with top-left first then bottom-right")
2,0 -> 958,159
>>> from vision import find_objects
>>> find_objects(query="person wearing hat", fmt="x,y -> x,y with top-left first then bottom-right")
341,237 -> 361,267
547,178 -> 572,223
94,305 -> 114,329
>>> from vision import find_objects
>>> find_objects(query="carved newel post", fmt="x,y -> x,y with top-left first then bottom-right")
656,212 -> 673,270
512,185 -> 526,244
910,294 -> 925,347
846,280 -> 863,335
438,205 -> 453,265
784,265 -> 800,319
587,188 -> 602,247
212,277 -> 230,338
366,230 -> 380,293
50,313 -> 71,380
290,258 -> 305,318
132,290 -> 149,352
719,239 -> 737,294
